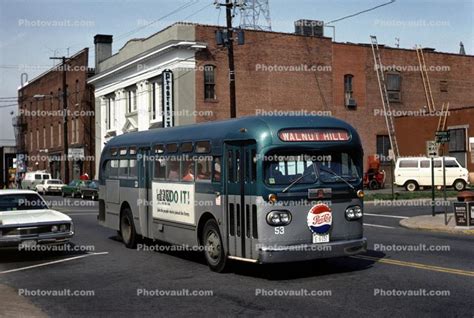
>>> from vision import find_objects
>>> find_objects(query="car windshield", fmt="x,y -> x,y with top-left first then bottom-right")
0,193 -> 48,212
265,152 -> 360,186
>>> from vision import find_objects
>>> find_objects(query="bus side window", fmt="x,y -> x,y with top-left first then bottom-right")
213,156 -> 222,182
154,158 -> 166,180
167,158 -> 180,181
129,159 -> 137,178
119,160 -> 129,177
110,160 -> 118,178
196,157 -> 211,182
182,160 -> 194,182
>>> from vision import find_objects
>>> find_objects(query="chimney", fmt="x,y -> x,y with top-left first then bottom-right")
94,34 -> 113,73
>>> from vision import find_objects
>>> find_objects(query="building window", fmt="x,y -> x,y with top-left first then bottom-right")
36,129 -> 39,149
344,74 -> 356,108
386,73 -> 401,102
376,135 -> 391,162
50,125 -> 54,147
43,127 -> 46,148
126,88 -> 137,113
58,124 -> 62,146
30,131 -> 33,151
448,128 -> 466,152
150,81 -> 161,122
75,118 -> 80,143
75,79 -> 80,104
204,65 -> 216,100
440,80 -> 448,92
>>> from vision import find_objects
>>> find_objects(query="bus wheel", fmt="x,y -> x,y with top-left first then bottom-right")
120,208 -> 137,248
405,181 -> 418,192
202,219 -> 227,273
453,179 -> 466,191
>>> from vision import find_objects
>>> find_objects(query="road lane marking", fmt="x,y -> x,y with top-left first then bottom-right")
0,252 -> 109,275
363,223 -> 395,229
365,213 -> 408,219
351,255 -> 474,277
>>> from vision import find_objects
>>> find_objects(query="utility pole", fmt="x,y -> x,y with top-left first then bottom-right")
225,0 -> 237,118
50,56 -> 69,184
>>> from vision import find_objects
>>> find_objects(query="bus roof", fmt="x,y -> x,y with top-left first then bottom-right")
104,115 -> 361,150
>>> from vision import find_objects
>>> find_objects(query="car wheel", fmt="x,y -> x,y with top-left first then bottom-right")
202,219 -> 228,273
453,179 -> 466,191
405,181 -> 418,192
368,179 -> 380,190
120,207 -> 137,248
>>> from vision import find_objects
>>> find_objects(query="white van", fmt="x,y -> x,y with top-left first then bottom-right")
394,157 -> 469,191
21,171 -> 52,190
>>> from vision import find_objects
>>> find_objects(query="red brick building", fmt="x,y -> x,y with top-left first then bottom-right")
17,48 -> 95,182
193,24 -> 474,169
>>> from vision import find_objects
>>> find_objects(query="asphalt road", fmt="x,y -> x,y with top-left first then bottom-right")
1,195 -> 473,317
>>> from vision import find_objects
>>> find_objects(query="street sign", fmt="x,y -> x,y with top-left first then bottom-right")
426,140 -> 438,157
435,130 -> 450,144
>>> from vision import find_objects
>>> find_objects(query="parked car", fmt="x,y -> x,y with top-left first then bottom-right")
21,171 -> 52,190
0,190 -> 74,248
61,180 -> 85,198
394,156 -> 469,192
35,179 -> 66,195
79,180 -> 99,200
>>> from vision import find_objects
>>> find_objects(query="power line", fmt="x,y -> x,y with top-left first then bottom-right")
326,0 -> 396,25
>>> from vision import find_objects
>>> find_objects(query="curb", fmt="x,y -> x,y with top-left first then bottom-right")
399,218 -> 474,236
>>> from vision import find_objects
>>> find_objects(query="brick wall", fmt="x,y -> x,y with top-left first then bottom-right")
17,48 -> 95,181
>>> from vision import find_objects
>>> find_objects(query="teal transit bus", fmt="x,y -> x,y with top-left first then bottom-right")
98,116 -> 367,272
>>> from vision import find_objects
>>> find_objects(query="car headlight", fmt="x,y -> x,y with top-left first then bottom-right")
345,205 -> 363,221
266,210 -> 292,226
59,224 -> 68,232
51,225 -> 59,232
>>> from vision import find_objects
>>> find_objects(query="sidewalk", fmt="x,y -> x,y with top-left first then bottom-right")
400,213 -> 474,235
0,284 -> 47,318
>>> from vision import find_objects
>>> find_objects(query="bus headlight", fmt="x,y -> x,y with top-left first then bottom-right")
268,193 -> 278,203
345,205 -> 363,220
266,210 -> 292,226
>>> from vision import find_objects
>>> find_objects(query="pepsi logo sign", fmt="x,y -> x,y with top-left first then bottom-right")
307,203 -> 332,234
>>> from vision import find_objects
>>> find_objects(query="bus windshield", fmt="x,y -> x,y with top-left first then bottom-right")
265,152 -> 360,186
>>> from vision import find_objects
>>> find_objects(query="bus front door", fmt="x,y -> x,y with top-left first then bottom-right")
225,141 -> 257,260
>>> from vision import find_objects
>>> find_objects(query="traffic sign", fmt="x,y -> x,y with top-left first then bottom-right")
435,131 -> 450,144
426,140 -> 438,157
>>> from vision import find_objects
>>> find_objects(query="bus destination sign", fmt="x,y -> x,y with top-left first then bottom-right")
279,129 -> 350,142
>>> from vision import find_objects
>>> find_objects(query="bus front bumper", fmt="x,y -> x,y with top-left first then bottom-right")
257,237 -> 367,263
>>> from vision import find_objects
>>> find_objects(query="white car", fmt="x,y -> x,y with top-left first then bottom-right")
394,156 -> 470,191
35,179 -> 66,195
0,190 -> 74,248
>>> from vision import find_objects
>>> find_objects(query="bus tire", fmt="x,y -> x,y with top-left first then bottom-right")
405,180 -> 418,192
120,207 -> 137,249
453,179 -> 466,191
202,219 -> 227,273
